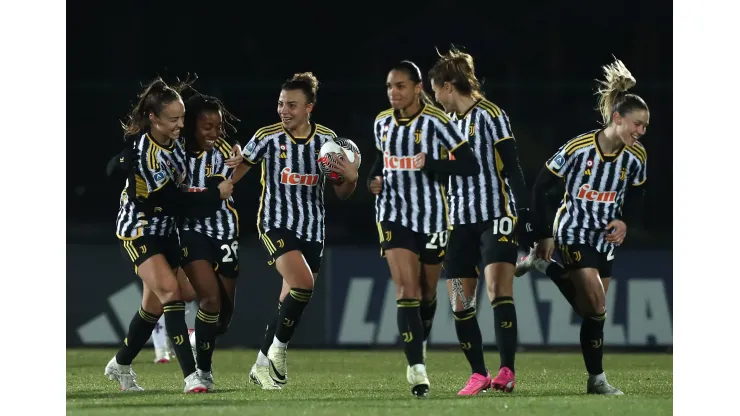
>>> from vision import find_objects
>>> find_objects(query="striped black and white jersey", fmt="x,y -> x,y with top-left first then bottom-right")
448,99 -> 518,224
116,132 -> 189,239
243,121 -> 337,242
374,105 -> 468,234
179,137 -> 239,241
546,129 -> 647,253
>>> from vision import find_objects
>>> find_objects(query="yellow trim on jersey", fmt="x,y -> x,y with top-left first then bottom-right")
256,159 -> 267,234
633,177 -> 647,187
146,146 -> 156,171
478,99 -> 502,118
448,140 -> 469,153
494,149 -> 514,217
226,199 -> 240,236
282,122 -> 317,145
135,174 -> 149,198
567,141 -> 593,156
123,241 -> 138,261
375,109 -> 393,121
440,184 -> 451,230
545,162 -> 564,178
255,123 -> 283,141
216,138 -> 232,159
393,105 -> 425,126
494,136 -> 514,145
592,135 -> 607,162
552,192 -> 568,233
564,135 -> 594,154
316,124 -> 337,138
456,99 -> 482,120
626,145 -> 647,164
116,226 -> 143,241
145,133 -> 175,152
423,105 -> 451,123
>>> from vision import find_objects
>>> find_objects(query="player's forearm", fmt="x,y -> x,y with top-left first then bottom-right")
422,142 -> 480,176
231,163 -> 251,184
531,165 -> 562,240
495,139 -> 530,210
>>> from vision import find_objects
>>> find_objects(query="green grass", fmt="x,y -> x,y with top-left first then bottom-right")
67,348 -> 672,415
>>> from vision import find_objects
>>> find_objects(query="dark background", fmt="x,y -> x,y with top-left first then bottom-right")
67,0 -> 672,248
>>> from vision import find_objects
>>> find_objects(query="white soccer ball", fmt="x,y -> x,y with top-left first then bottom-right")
317,138 -> 361,182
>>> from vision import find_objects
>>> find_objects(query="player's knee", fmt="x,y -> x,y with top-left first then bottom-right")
198,294 -> 221,314
583,291 -> 606,316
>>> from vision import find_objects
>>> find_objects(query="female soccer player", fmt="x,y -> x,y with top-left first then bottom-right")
427,47 -> 533,395
530,58 -> 648,395
367,60 -> 479,398
239,72 -> 359,390
171,89 -> 246,390
104,77 -> 232,393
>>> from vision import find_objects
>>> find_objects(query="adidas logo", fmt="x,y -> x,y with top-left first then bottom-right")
76,282 -> 195,345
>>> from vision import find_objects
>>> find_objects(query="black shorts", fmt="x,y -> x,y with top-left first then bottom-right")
557,243 -> 615,278
376,221 -> 448,265
443,217 -> 519,278
119,233 -> 180,272
260,228 -> 324,274
179,230 -> 240,279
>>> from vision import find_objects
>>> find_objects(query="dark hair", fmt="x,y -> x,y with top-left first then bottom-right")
391,60 -> 434,105
428,46 -> 484,99
120,76 -> 194,138
182,89 -> 240,142
596,58 -> 649,126
281,72 -> 319,104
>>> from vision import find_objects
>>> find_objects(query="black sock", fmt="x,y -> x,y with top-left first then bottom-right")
492,297 -> 517,372
116,307 -> 160,365
546,263 -> 580,314
420,295 -> 438,341
453,308 -> 487,376
274,289 -> 312,344
580,313 -> 606,375
396,299 -> 425,366
215,279 -> 233,337
163,300 -> 197,378
260,301 -> 282,356
195,308 -> 219,372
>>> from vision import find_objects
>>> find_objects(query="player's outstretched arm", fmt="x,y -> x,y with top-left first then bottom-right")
416,142 -> 479,176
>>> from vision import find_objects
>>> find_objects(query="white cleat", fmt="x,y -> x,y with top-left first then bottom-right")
154,348 -> 171,364
587,379 -> 624,395
406,364 -> 430,398
514,248 -> 550,277
267,344 -> 288,385
184,371 -> 208,393
104,356 -> 144,392
197,369 -> 215,390
249,364 -> 282,390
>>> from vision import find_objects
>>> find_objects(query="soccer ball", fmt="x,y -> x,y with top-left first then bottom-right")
317,138 -> 361,183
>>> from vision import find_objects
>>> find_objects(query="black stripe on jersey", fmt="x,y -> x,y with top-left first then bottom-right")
478,99 -> 502,118
626,144 -> 646,163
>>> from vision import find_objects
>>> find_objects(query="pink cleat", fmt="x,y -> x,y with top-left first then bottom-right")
457,372 -> 492,396
491,367 -> 515,392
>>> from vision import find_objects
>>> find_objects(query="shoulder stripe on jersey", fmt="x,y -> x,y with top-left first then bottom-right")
564,136 -> 594,153
567,141 -> 593,156
423,105 -> 451,123
255,123 -> 283,140
375,109 -> 393,121
216,140 -> 231,159
478,99 -> 502,118
147,145 -> 156,171
316,124 -> 337,137
626,145 -> 647,162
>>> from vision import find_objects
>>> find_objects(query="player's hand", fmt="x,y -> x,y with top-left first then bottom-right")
369,176 -> 383,195
535,238 -> 555,262
326,152 -> 359,183
218,179 -> 234,199
605,219 -> 627,245
225,144 -> 243,168
413,152 -> 426,169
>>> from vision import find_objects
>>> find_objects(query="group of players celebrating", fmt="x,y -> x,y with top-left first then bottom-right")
103,47 -> 648,398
